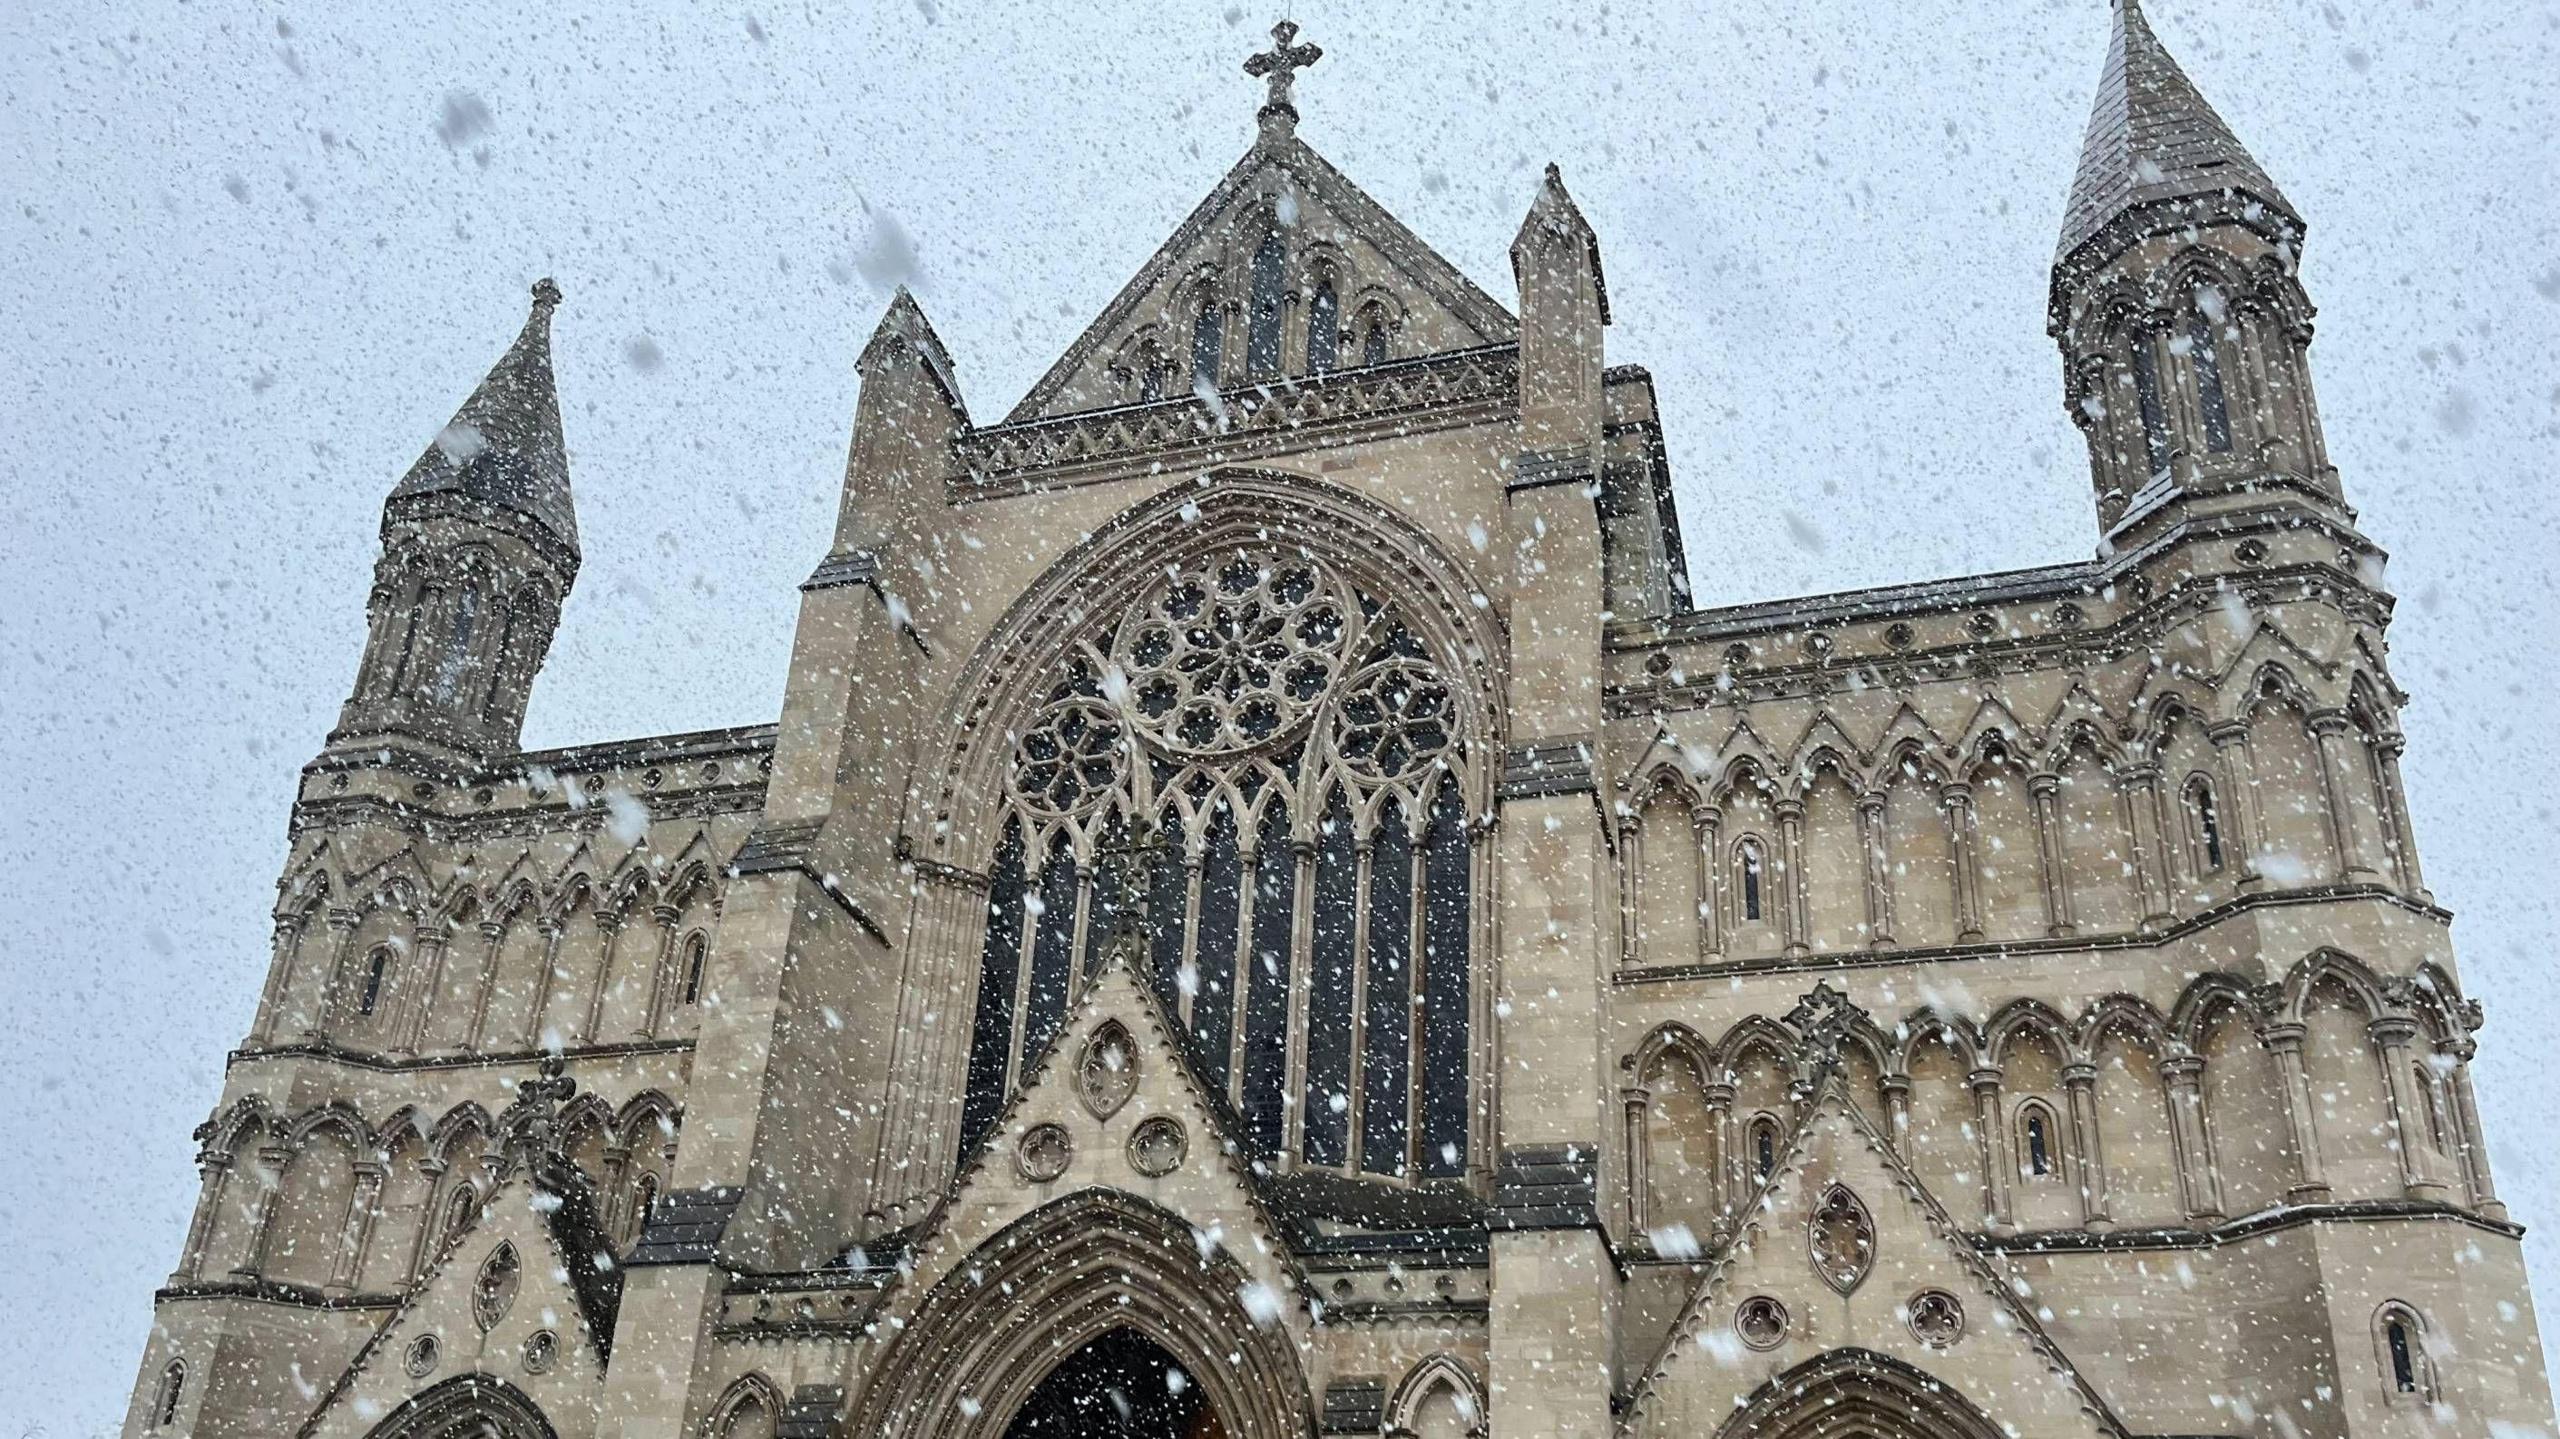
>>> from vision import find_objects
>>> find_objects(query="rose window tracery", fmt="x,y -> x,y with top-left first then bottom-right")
964,546 -> 1478,1186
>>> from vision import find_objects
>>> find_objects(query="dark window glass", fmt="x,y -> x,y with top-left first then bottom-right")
1740,840 -> 1765,921
2026,1110 -> 2053,1175
1191,806 -> 1243,1091
1247,230 -> 1286,377
358,946 -> 390,1017
1753,1118 -> 1777,1179
2191,780 -> 2225,871
1360,317 -> 1390,367
1148,814 -> 1191,1012
680,936 -> 706,1006
1242,804 -> 1295,1156
157,1363 -> 183,1427
1418,781 -> 1471,1178
959,819 -> 1028,1158
1022,834 -> 1079,1070
2388,1318 -> 2418,1392
1361,800 -> 1414,1176
2129,335 -> 2173,479
1191,299 -> 1224,389
1304,789 -> 1359,1168
1079,815 -> 1130,980
2192,313 -> 2232,453
1306,281 -> 1339,374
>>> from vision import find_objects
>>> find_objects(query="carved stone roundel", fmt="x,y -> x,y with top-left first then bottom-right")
1114,552 -> 1351,758
1077,1021 -> 1140,1119
1810,1184 -> 1876,1295
1907,1289 -> 1965,1348
1017,1122 -> 1074,1183
1012,698 -> 1129,819
1734,1294 -> 1789,1351
473,1240 -> 520,1332
1127,1115 -> 1188,1177
1331,659 -> 1455,783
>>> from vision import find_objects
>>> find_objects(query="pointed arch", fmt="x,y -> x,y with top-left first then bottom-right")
1385,1352 -> 1486,1438
704,1372 -> 784,1439
356,1374 -> 557,1439
1708,1348 -> 2007,1439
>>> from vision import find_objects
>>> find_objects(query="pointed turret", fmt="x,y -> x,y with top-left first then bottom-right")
2048,3 -> 2343,544
330,280 -> 582,765
388,277 -> 579,556
1510,164 -> 1609,461
2056,0 -> 2298,268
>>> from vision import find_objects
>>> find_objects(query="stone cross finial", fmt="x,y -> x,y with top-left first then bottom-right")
1243,20 -> 1322,128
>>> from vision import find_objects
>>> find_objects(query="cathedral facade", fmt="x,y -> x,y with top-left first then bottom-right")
123,10 -> 2554,1437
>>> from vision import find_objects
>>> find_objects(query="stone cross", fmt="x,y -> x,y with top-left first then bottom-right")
1243,20 -> 1323,123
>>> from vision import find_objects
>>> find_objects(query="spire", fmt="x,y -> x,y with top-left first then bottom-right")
1242,19 -> 1322,144
2056,0 -> 2298,265
390,277 -> 578,555
1511,164 -> 1611,326
858,286 -> 966,421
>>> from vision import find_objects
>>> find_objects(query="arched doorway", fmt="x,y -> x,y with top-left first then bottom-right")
1713,1349 -> 2004,1439
1002,1326 -> 1230,1438
359,1374 -> 557,1439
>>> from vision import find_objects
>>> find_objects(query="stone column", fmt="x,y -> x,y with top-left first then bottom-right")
1970,1068 -> 2012,1231
239,1144 -> 290,1279
1775,799 -> 1810,957
521,918 -> 566,1050
2120,764 -> 2175,929
601,1144 -> 634,1236
2062,1062 -> 2110,1229
1943,784 -> 1985,942
1693,805 -> 1724,959
2308,710 -> 2382,881
2442,1041 -> 2505,1220
1704,1081 -> 1736,1233
2162,1054 -> 2222,1222
171,1155 -> 230,1285
304,907 -> 363,1043
2371,1018 -> 2451,1202
397,924 -> 452,1054
582,908 -> 626,1043
1282,840 -> 1317,1167
2029,773 -> 2073,937
334,1164 -> 385,1292
2375,738 -> 2431,900
1857,791 -> 1894,948
2208,721 -> 2268,892
466,919 -> 505,1051
1615,814 -> 1641,967
1621,1086 -> 1651,1234
2260,1023 -> 2330,1202
249,916 -> 302,1045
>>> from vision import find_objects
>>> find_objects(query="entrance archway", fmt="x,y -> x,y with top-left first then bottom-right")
1002,1326 -> 1231,1438
1713,1349 -> 2005,1439
358,1374 -> 557,1439
848,1190 -> 1314,1437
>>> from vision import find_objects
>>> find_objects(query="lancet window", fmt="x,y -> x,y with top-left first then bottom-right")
961,549 -> 1475,1182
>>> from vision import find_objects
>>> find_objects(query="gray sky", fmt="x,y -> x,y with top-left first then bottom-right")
3,1 -> 2554,1430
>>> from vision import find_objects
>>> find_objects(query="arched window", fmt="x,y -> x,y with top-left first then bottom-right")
2018,1102 -> 2058,1178
2375,1303 -> 2435,1400
2189,308 -> 2232,453
1359,307 -> 1392,367
627,1173 -> 658,1245
431,583 -> 481,703
1305,279 -> 1339,374
357,945 -> 392,1018
441,1184 -> 479,1245
2187,776 -> 2225,872
2127,332 -> 2173,480
679,934 -> 708,1007
960,550 -> 1474,1183
1737,839 -> 1766,922
1137,348 -> 1168,403
1190,295 -> 1224,390
1750,1115 -> 1780,1181
1246,229 -> 1286,377
153,1359 -> 185,1428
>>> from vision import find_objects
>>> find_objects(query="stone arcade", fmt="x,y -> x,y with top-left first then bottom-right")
124,9 -> 2555,1438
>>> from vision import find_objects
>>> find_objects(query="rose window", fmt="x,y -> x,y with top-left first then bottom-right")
1012,699 -> 1127,818
1115,555 -> 1349,756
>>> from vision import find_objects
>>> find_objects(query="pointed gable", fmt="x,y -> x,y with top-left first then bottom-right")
1622,1076 -> 2132,1439
1004,135 -> 1516,423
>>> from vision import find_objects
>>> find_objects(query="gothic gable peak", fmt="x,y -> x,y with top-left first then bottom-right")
1621,1073 -> 2130,1439
1002,134 -> 1516,424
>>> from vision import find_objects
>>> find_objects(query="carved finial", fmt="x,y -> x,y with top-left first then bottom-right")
1242,20 -> 1322,136
531,276 -> 562,312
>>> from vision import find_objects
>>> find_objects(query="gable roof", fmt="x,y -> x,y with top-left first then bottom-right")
2058,0 -> 2298,264
1003,132 -> 1517,423
1619,1070 -> 2133,1438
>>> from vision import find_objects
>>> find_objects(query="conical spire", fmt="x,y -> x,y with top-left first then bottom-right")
2057,0 -> 2297,264
390,278 -> 578,554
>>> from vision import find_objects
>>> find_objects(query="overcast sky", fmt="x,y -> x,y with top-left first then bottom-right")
3,2 -> 2554,1431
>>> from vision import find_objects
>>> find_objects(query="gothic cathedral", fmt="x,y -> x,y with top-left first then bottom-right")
124,10 -> 2554,1438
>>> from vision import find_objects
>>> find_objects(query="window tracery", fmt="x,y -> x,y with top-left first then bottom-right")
963,547 -> 1474,1182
